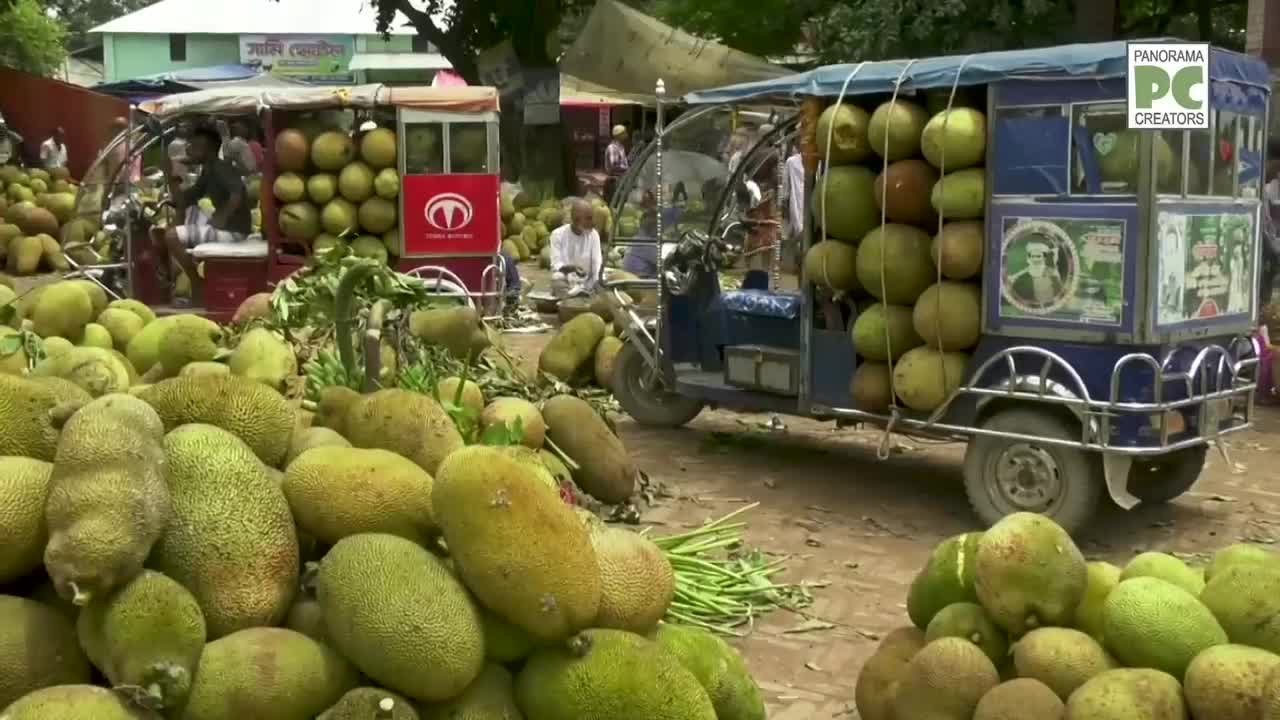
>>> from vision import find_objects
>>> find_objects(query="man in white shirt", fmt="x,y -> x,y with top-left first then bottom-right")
0,112 -> 23,166
783,144 -> 805,271
40,127 -> 67,170
549,199 -> 603,298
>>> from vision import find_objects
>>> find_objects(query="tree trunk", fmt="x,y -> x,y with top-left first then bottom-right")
1073,0 -> 1117,41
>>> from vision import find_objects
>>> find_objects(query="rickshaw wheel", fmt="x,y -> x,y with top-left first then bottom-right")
1125,446 -> 1207,504
611,342 -> 704,428
963,407 -> 1102,535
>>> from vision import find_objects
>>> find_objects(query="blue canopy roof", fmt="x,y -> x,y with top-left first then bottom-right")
683,40 -> 1271,105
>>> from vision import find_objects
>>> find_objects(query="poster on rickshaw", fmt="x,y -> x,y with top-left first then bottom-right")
1155,210 -> 1254,325
998,216 -> 1126,326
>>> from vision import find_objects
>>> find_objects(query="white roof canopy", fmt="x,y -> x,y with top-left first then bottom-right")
349,52 -> 453,71
91,0 -> 447,35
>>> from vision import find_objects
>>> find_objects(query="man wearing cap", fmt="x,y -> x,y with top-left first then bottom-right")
604,125 -> 628,203
1012,241 -> 1064,309
0,113 -> 24,167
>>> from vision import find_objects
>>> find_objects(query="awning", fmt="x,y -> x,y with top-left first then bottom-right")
139,84 -> 501,118
350,52 -> 452,72
560,74 -> 654,108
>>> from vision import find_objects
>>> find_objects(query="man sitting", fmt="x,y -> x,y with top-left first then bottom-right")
159,126 -> 251,303
549,199 -> 603,298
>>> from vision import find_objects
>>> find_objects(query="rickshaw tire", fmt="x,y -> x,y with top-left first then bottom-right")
963,407 -> 1103,536
1125,445 -> 1207,504
611,341 -> 704,428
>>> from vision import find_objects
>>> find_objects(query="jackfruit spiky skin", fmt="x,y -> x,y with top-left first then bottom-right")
854,627 -> 927,720
541,394 -> 637,504
1121,551 -> 1204,595
317,533 -> 484,702
151,424 -> 299,638
125,314 -> 217,376
652,624 -> 767,720
479,606 -> 535,663
138,374 -> 294,467
0,595 -> 93,708
284,594 -> 327,644
974,512 -> 1087,635
76,570 -> 206,711
1064,668 -> 1185,720
0,683 -> 159,720
515,629 -> 717,720
43,394 -> 170,605
227,327 -> 296,391
157,322 -> 221,376
338,389 -> 464,475
283,446 -> 436,545
31,345 -> 132,397
891,637 -> 1000,720
0,374 -> 85,460
1201,563 -> 1280,652
1102,576 -> 1227,678
1010,626 -> 1115,700
1184,644 -> 1280,720
285,425 -> 351,465
973,678 -> 1064,720
312,386 -> 361,437
418,664 -> 520,720
318,687 -> 419,720
0,456 -> 53,584
177,628 -> 359,720
480,396 -> 547,449
106,297 -> 158,325
434,445 -> 601,642
591,526 -> 675,635
28,280 -> 93,342
95,308 -> 145,351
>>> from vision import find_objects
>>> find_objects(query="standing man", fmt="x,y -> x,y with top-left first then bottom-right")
0,112 -> 24,167
604,125 -> 629,203
783,142 -> 805,272
223,119 -> 258,177
1262,154 -> 1280,308
159,127 -> 251,303
549,199 -> 604,297
40,127 -> 68,171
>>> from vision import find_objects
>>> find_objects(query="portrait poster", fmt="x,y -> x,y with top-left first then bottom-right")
1155,210 -> 1254,324
999,217 -> 1126,325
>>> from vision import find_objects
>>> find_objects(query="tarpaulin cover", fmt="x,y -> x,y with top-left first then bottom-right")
683,39 -> 1272,104
558,0 -> 788,97
139,84 -> 501,119
94,64 -> 312,97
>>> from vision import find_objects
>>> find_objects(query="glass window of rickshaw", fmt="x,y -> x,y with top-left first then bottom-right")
1071,102 -> 1163,194
403,122 -> 444,175
447,123 -> 489,174
1238,113 -> 1264,200
1206,109 -> 1244,198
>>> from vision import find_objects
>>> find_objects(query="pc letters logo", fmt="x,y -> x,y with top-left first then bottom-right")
424,193 -> 474,231
1127,42 -> 1209,130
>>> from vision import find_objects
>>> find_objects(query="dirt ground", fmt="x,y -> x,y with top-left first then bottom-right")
502,323 -> 1280,719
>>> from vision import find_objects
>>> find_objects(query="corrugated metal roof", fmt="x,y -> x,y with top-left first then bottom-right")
349,52 -> 452,71
91,0 -> 446,35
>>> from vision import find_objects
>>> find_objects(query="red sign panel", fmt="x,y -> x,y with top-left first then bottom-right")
401,173 -> 501,257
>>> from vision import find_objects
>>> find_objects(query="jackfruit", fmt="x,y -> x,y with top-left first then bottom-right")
1011,626 -> 1115,700
515,629 -> 717,720
284,446 -> 436,545
1201,562 -> 1280,652
541,394 -> 636,504
126,314 -> 217,375
540,312 -> 606,383
433,445 -> 601,641
480,606 -> 535,663
152,424 -> 299,637
66,279 -> 107,317
591,526 -> 674,634
0,326 -> 24,374
76,570 -> 206,710
0,595 -> 92,708
79,322 -> 112,348
178,627 -> 359,720
974,512 -> 1087,634
286,425 -> 351,465
179,361 -> 228,378
337,389 -> 464,475
1121,551 -> 1204,595
28,281 -> 93,341
854,627 -> 927,720
1073,560 -> 1121,643
227,327 -> 297,390
973,678 -> 1064,720
0,457 -> 52,584
652,624 -> 766,720
106,298 -> 157,325
31,346 -> 132,397
906,531 -> 982,629
95,308 -> 145,351
438,376 -> 484,414
43,394 -> 170,605
925,602 -> 1006,666
408,306 -> 483,360
319,687 -> 419,720
480,397 -> 546,448
594,335 -> 623,388
1064,668 -> 1185,720
284,594 -> 327,643
1207,543 -> 1280,581
0,684 -> 156,720
418,664 -> 520,719
158,321 -> 221,375
9,235 -> 42,274
40,335 -> 73,358
316,533 -> 485,702
1102,575 -> 1227,677
1184,643 -> 1280,720
892,636 -> 999,720
0,374 -> 83,459
312,385 -> 361,437
138,374 -> 295,466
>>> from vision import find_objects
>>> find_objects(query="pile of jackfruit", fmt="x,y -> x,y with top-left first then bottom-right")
0,166 -> 108,276
0,283 -> 767,719
500,191 -> 614,268
858,511 -> 1280,720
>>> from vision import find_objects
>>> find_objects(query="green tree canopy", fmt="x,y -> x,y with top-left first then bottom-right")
0,0 -> 68,77
45,0 -> 152,52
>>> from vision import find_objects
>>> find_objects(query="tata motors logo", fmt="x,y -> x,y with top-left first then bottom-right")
1127,42 -> 1209,130
424,193 -> 474,231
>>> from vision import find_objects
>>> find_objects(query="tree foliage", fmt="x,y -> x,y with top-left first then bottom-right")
45,0 -> 152,51
0,0 -> 68,77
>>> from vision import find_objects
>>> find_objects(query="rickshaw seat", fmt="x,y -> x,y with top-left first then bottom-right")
191,236 -> 269,260
719,289 -> 801,320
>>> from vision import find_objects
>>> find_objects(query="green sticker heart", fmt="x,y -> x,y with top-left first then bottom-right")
1093,132 -> 1117,156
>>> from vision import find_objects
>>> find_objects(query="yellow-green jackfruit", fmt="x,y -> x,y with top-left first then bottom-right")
0,456 -> 53,584
138,374 -> 294,466
0,684 -> 157,720
337,389 -> 464,475
541,394 -> 637,503
0,595 -> 93,708
652,624 -> 767,720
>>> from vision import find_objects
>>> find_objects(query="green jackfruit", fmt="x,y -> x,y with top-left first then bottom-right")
95,308 -> 145,351
1011,626 -> 1115,700
28,280 -> 93,342
0,375 -> 85,460
854,627 -> 927,720
76,570 -> 206,710
1184,644 -> 1280,720
541,394 -> 636,504
408,306 -> 483,360
973,679 -> 1064,720
284,593 -> 327,643
1102,576 -> 1227,677
79,322 -> 113,349
0,456 -> 53,585
1064,668 -> 1185,720
652,624 -> 766,720
152,424 -> 299,637
67,279 -> 107,317
907,531 -> 982,629
126,314 -> 218,375
437,376 -> 484,414
1121,551 -> 1204,595
43,394 -> 170,605
592,527 -> 674,634
1201,563 -> 1280,652
0,684 -> 158,720
158,321 -> 221,375
337,389 -> 464,475
138,374 -> 295,466
179,361 -> 228,378
178,628 -> 359,720
284,446 -> 436,545
974,512 -> 1087,635
418,664 -> 520,720
925,602 -> 1007,666
316,533 -> 485,702
106,298 -> 157,325
480,606 -> 535,663
891,637 -> 999,720
285,425 -> 350,465
1074,561 -> 1121,643
320,689 -> 418,720
540,312 -> 606,383
31,346 -> 132,397
433,446 -> 601,642
516,629 -> 716,720
480,396 -> 547,449
1207,543 -> 1280,581
228,327 -> 297,390
0,595 -> 92,709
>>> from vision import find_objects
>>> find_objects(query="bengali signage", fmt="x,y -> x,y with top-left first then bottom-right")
1155,210 -> 1255,325
239,35 -> 354,82
998,216 -> 1127,326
